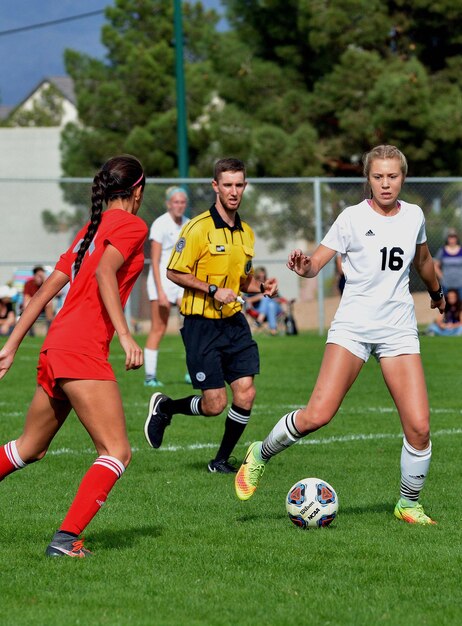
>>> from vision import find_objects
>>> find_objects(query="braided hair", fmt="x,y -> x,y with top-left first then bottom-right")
73,155 -> 145,276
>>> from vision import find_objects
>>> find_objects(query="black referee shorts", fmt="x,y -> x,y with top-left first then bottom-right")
180,312 -> 260,390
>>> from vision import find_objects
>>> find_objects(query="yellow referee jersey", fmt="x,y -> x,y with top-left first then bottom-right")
167,205 -> 255,319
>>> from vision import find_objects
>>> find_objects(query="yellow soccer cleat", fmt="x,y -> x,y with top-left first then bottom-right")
394,499 -> 436,525
235,441 -> 266,501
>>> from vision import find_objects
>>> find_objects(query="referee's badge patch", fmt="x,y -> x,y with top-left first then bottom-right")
196,372 -> 206,382
175,237 -> 186,253
245,260 -> 252,274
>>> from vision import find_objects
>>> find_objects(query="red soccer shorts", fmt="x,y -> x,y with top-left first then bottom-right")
37,349 -> 116,400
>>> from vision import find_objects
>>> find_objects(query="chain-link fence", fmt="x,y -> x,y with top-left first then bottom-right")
1,177 -> 461,331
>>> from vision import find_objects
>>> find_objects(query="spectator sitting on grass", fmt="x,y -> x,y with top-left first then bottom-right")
244,266 -> 283,335
425,288 -> 462,336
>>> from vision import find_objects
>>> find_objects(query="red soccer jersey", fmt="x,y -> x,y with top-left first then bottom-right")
42,209 -> 147,359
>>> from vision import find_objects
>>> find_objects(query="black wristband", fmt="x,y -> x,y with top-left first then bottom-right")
260,282 -> 265,294
428,285 -> 444,301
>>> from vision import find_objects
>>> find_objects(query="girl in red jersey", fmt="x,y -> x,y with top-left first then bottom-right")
0,155 -> 148,557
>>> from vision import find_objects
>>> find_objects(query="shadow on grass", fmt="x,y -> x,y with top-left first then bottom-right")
185,459 -> 226,472
340,502 -> 393,515
90,524 -> 163,550
235,501 -> 393,524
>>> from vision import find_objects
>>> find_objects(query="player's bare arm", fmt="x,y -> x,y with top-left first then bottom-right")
433,258 -> 443,281
413,242 -> 446,313
96,245 -> 143,371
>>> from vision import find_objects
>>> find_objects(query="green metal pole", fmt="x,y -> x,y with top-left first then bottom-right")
173,0 -> 189,178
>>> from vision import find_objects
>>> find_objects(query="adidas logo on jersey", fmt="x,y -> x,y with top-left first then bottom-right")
365,229 -> 375,236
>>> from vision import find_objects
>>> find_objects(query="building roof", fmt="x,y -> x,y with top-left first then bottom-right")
47,76 -> 76,105
1,76 -> 77,127
20,75 -> 76,107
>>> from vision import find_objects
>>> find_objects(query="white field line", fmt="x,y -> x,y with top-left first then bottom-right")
126,402 -> 462,415
2,403 -> 460,420
1,403 -> 460,456
2,398 -> 460,417
2,406 -> 460,421
39,426 -> 462,457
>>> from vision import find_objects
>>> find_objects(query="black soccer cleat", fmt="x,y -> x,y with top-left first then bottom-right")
144,393 -> 172,449
207,458 -> 238,474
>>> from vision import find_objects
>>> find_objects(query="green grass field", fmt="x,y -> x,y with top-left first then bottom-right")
0,332 -> 461,626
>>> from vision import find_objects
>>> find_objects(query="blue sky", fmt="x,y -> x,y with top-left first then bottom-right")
0,0 -> 224,106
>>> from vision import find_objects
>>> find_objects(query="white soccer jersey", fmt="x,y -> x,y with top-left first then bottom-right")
321,199 -> 427,342
147,212 -> 190,302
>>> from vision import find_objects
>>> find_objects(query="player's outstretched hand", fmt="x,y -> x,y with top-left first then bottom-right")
0,346 -> 15,380
287,249 -> 312,277
118,333 -> 143,371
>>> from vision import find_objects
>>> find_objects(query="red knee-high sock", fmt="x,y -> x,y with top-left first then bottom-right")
59,455 -> 125,536
0,441 -> 27,481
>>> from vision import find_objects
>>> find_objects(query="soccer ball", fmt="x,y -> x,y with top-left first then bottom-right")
286,477 -> 338,529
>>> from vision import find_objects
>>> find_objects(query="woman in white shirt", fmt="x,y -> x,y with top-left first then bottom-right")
235,145 -> 445,526
144,187 -> 190,387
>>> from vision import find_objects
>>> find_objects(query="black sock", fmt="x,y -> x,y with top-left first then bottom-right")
215,404 -> 251,461
162,395 -> 203,416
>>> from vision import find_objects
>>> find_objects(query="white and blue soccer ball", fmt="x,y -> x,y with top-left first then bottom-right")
286,477 -> 338,529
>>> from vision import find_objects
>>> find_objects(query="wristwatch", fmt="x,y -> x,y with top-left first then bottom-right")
428,284 -> 444,301
208,284 -> 218,298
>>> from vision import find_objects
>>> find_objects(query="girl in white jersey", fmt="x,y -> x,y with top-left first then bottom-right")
144,187 -> 190,386
235,145 -> 445,525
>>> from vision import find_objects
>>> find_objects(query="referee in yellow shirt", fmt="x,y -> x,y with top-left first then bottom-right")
144,158 -> 279,473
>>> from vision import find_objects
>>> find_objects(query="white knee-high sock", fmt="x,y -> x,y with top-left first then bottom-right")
261,411 -> 304,460
144,348 -> 158,379
400,436 -> 432,502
